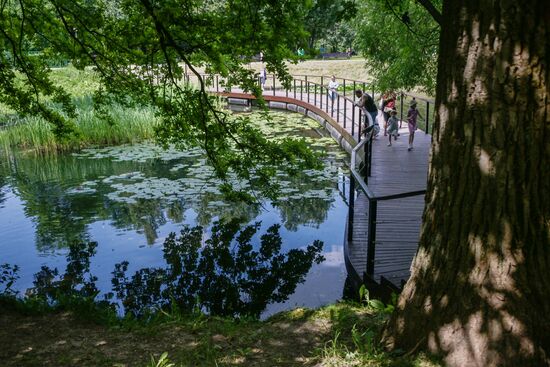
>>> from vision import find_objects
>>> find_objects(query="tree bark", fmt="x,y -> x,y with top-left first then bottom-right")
383,1 -> 550,366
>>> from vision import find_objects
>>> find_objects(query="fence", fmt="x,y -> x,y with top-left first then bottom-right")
185,72 -> 435,134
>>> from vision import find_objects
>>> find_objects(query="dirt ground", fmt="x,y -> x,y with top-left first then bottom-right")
0,305 -> 370,367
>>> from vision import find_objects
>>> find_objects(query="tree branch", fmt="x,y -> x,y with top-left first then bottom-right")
384,0 -> 440,44
415,0 -> 442,26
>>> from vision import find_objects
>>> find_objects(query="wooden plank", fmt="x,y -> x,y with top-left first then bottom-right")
347,119 -> 429,289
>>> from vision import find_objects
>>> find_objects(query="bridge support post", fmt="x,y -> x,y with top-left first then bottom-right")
366,199 -> 377,276
426,101 -> 430,134
347,175 -> 356,242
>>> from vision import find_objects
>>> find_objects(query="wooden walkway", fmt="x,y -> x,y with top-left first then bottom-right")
347,127 -> 431,289
212,76 -> 432,290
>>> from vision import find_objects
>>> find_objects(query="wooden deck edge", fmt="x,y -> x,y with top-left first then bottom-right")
343,217 -> 363,288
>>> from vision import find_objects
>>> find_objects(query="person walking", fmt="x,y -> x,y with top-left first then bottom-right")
259,67 -> 267,91
407,99 -> 423,151
381,91 -> 396,136
327,75 -> 339,104
387,109 -> 399,146
354,90 -> 380,137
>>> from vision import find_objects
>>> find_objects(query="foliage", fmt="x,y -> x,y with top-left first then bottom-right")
0,102 -> 158,153
353,0 -> 440,94
304,0 -> 357,51
322,20 -> 356,53
358,284 -> 395,314
149,352 -> 175,367
0,0 -> 318,200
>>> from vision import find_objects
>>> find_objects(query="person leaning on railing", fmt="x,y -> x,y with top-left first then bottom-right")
354,90 -> 380,137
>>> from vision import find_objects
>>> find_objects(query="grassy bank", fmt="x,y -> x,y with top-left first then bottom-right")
0,298 -> 441,367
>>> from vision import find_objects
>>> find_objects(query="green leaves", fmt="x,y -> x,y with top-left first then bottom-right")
1,0 -> 316,200
353,0 -> 440,94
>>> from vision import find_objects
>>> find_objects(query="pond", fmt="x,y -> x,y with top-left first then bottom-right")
0,111 -> 351,317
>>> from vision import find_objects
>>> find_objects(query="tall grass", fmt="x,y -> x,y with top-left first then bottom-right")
0,66 -> 160,154
0,104 -> 159,154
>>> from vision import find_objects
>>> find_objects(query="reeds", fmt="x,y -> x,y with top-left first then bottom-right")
0,66 -> 159,155
0,103 -> 159,154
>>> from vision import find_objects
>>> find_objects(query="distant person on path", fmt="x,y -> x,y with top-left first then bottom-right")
354,90 -> 380,137
297,48 -> 305,61
386,109 -> 399,146
327,75 -> 339,104
259,67 -> 267,91
381,91 -> 396,136
407,99 -> 423,151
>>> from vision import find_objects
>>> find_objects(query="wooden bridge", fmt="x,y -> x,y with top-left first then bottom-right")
193,73 -> 434,295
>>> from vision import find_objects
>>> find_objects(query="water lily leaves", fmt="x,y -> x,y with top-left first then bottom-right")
68,111 -> 348,208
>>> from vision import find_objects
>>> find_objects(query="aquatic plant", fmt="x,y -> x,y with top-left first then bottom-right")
0,103 -> 159,154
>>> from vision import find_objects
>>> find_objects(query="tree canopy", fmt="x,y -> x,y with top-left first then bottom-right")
303,0 -> 357,51
353,0 -> 440,94
0,0 -> 318,200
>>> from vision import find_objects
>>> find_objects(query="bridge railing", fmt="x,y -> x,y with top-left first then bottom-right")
349,137 -> 426,278
184,71 -> 431,283
184,72 -> 435,135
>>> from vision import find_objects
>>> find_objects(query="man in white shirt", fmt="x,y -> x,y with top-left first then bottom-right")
327,75 -> 339,103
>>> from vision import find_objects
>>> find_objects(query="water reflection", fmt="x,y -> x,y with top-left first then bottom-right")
18,220 -> 324,318
0,146 -> 343,251
0,111 -> 350,312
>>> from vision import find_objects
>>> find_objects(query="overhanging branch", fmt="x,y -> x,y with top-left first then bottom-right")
415,0 -> 442,26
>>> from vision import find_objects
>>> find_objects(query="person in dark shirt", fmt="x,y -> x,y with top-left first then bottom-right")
354,90 -> 380,137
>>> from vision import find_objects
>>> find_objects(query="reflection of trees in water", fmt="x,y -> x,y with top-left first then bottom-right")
26,183 -> 92,250
192,191 -> 261,227
1,154 -> 151,251
276,197 -> 332,231
30,242 -> 104,303
0,166 -> 7,209
272,169 -> 335,231
16,221 -> 324,318
113,220 -> 325,317
0,146 -> 340,251
107,199 -> 169,245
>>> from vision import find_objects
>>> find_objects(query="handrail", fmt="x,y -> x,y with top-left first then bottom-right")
186,71 -> 435,135
375,190 -> 427,201
185,72 -> 366,139
291,74 -> 435,102
185,71 -> 429,283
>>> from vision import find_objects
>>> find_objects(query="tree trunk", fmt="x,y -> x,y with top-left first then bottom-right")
383,1 -> 550,366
